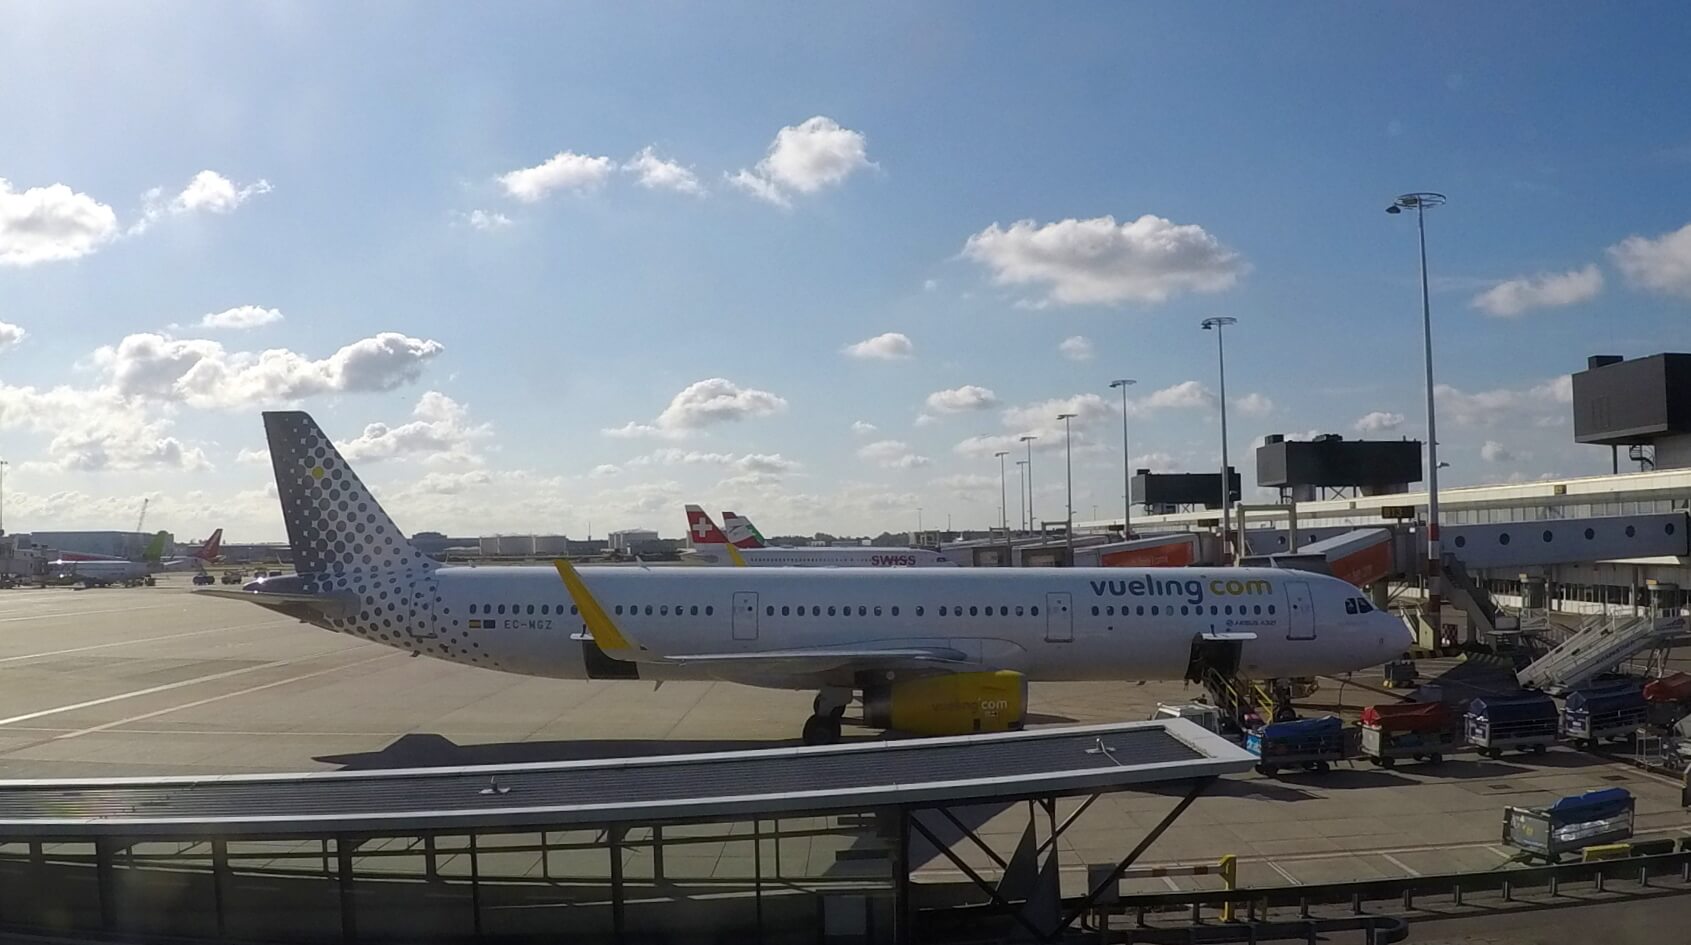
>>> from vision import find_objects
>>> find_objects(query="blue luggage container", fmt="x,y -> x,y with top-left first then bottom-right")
1466,692 -> 1558,757
1245,715 -> 1347,776
1561,683 -> 1648,746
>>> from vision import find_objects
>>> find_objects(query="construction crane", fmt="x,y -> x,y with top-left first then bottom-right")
135,498 -> 149,535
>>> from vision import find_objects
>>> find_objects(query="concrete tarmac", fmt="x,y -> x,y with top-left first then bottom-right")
0,575 -> 1687,898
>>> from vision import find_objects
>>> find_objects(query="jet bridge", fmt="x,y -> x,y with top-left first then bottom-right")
0,720 -> 1254,945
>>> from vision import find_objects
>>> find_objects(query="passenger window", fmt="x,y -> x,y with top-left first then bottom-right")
874,605 -> 882,616
1224,605 -> 1233,615
1210,605 -> 1219,616
1344,599 -> 1357,615
858,606 -> 867,616
571,605 -> 579,616
690,605 -> 698,616
1267,605 -> 1276,615
969,606 -> 978,617
1252,605 -> 1260,615
892,606 -> 900,616
1015,605 -> 1024,616
527,605 -> 535,615
1137,605 -> 1145,616
1180,605 -> 1188,616
469,604 -> 478,614
660,605 -> 669,616
644,605 -> 653,616
1000,606 -> 1009,616
1150,605 -> 1158,615
497,604 -> 506,614
614,605 -> 623,615
781,605 -> 790,616
1031,606 -> 1040,616
705,606 -> 714,616
540,605 -> 549,615
1092,606 -> 1100,616
828,606 -> 836,616
914,606 -> 923,616
940,606 -> 948,616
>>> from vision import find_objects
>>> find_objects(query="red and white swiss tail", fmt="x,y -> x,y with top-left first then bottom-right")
684,505 -> 730,545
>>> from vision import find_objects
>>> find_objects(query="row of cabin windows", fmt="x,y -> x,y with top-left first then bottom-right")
1091,603 -> 1277,617
758,604 -> 1043,618
468,603 -> 580,616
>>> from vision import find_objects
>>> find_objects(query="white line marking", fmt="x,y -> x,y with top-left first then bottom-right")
0,646 -> 379,727
1485,846 -> 1513,859
55,651 -> 400,739
0,604 -> 184,625
0,621 -> 288,666
1161,875 -> 1181,891
1378,852 -> 1421,877
1265,861 -> 1302,885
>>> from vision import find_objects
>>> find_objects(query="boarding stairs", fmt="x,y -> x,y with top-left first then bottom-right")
1439,554 -> 1508,638
1515,612 -> 1691,692
1199,669 -> 1308,731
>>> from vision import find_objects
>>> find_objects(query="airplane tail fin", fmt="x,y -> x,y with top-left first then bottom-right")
194,528 -> 224,561
141,531 -> 169,563
685,505 -> 730,546
720,511 -> 766,549
263,411 -> 431,576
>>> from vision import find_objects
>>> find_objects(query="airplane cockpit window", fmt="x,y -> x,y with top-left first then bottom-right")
1345,599 -> 1357,615
1358,598 -> 1375,613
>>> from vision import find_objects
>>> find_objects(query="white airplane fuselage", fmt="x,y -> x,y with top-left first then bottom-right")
685,546 -> 955,567
269,564 -> 1407,688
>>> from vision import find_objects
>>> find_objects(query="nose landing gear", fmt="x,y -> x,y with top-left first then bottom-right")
802,687 -> 852,746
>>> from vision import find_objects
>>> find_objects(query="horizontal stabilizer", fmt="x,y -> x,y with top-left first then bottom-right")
1199,631 -> 1258,641
193,587 -> 358,619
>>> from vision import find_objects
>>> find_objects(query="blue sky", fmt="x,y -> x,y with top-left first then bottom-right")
3,2 -> 1690,540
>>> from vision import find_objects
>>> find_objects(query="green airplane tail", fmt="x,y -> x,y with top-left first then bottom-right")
141,531 -> 169,563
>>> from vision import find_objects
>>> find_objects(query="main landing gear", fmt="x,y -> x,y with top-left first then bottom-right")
802,687 -> 851,746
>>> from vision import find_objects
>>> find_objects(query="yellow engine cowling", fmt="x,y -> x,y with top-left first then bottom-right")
862,671 -> 1027,736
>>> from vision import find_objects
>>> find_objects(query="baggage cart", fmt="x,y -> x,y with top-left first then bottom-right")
1503,788 -> 1635,863
1466,692 -> 1558,758
1561,683 -> 1647,747
1359,702 -> 1460,768
1246,715 -> 1346,776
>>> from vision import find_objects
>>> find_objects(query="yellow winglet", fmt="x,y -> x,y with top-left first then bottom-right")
554,559 -> 637,652
725,542 -> 747,567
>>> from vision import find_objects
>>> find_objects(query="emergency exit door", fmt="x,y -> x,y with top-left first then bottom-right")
1045,592 -> 1073,642
1286,581 -> 1315,640
732,591 -> 759,641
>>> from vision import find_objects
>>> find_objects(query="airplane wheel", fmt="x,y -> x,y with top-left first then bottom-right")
802,715 -> 841,747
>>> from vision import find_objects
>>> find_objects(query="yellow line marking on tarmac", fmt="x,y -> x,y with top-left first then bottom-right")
0,645 -> 378,727
0,603 -> 185,624
0,620 -> 289,665
55,650 -> 400,740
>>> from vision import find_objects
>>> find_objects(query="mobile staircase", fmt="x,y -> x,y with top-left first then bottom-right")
1516,611 -> 1691,693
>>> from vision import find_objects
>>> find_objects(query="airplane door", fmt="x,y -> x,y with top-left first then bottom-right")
732,591 -> 759,641
1286,581 -> 1315,640
406,572 -> 439,640
1045,592 -> 1073,643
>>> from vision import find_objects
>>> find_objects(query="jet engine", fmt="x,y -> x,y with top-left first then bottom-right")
862,671 -> 1027,736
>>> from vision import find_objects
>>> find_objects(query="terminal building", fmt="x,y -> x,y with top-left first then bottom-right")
13,530 -> 174,559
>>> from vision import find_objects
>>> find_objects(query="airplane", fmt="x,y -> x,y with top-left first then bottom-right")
51,529 -> 223,587
686,506 -> 955,567
201,410 -> 1412,744
720,511 -> 765,549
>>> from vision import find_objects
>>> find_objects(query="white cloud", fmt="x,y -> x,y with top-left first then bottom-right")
1480,441 -> 1515,463
1058,335 -> 1094,361
1001,393 -> 1116,432
466,209 -> 512,230
1138,380 -> 1216,413
336,392 -> 491,466
843,332 -> 914,360
604,377 -> 787,438
932,473 -> 996,495
623,146 -> 705,196
497,151 -> 615,202
93,331 -> 445,408
171,170 -> 271,214
858,439 -> 930,470
0,383 -> 210,472
235,446 -> 269,465
630,447 -> 800,478
1131,451 -> 1178,472
588,464 -> 622,479
1232,392 -> 1274,416
1471,265 -> 1603,317
730,116 -> 874,206
962,214 -> 1246,306
923,279 -> 939,292
0,178 -> 118,266
0,321 -> 25,352
1434,375 -> 1571,426
1609,221 -> 1691,299
198,305 -> 283,330
925,385 -> 999,413
1353,411 -> 1405,433
851,420 -> 878,435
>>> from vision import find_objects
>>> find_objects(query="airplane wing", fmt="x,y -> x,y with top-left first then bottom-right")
661,646 -> 973,676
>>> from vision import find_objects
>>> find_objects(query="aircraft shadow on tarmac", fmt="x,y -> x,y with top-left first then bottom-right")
316,732 -> 816,769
